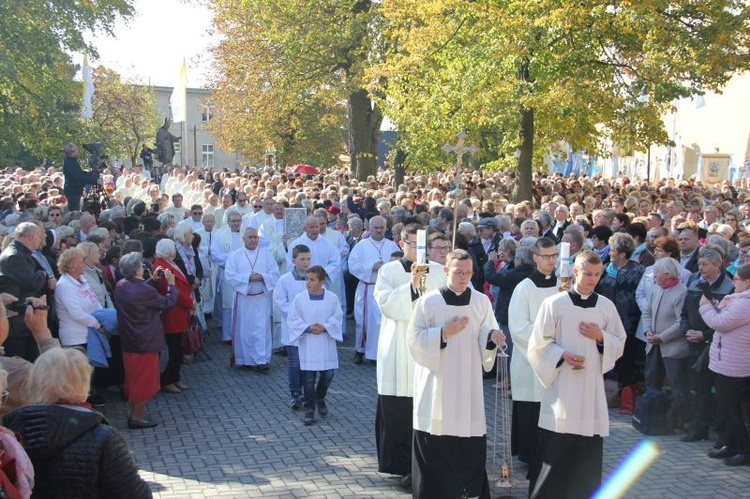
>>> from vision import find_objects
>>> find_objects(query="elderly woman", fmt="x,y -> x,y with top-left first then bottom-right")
115,252 -> 177,428
642,258 -> 690,427
173,225 -> 203,302
596,232 -> 645,387
699,264 -> 750,466
152,239 -> 194,394
3,349 -> 152,497
54,248 -> 104,349
78,242 -> 114,309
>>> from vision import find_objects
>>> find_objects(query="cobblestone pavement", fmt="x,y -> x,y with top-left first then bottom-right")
99,319 -> 750,498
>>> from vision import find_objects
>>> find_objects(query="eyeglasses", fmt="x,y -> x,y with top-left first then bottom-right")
192,212 -> 203,215
237,199 -> 248,203
403,241 -> 418,248
535,253 -> 558,260
1,391 -> 8,404
253,205 -> 262,208
429,246 -> 451,252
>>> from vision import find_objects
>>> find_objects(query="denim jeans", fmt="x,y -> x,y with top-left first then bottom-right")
287,346 -> 302,398
302,369 -> 335,410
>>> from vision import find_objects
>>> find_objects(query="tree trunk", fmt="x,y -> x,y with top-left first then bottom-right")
348,88 -> 382,181
394,148 -> 407,187
513,59 -> 534,204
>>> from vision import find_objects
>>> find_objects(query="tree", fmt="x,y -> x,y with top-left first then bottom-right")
89,67 -> 161,168
0,0 -> 134,166
211,0 -> 381,178
370,0 -> 750,201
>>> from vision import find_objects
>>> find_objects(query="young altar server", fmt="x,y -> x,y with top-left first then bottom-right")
527,250 -> 626,498
274,244 -> 312,410
407,249 -> 505,499
288,265 -> 343,426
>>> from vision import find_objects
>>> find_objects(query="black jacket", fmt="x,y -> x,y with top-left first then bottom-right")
595,260 -> 645,335
680,270 -> 734,355
63,155 -> 99,212
467,236 -> 488,291
3,405 -> 152,499
484,261 -> 535,324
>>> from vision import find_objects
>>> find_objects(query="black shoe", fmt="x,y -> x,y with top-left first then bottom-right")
398,474 -> 412,491
274,347 -> 288,357
222,340 -> 232,345
303,410 -> 315,426
205,313 -> 213,320
708,446 -> 736,459
128,418 -> 158,430
724,454 -> 750,466
256,364 -> 270,373
354,352 -> 364,365
316,399 -> 328,417
291,397 -> 303,410
681,431 -> 709,442
714,440 -> 725,450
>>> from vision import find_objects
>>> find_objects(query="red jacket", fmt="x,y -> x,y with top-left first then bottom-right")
152,258 -> 194,334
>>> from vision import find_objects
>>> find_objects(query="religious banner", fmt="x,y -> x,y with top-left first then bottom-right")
699,154 -> 730,184
284,207 -> 307,241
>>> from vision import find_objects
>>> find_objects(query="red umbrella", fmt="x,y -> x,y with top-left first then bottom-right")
290,164 -> 320,175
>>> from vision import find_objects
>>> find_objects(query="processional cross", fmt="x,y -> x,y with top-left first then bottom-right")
442,130 -> 478,247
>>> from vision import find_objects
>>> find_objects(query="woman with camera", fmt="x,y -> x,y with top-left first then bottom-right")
115,252 -> 177,428
152,239 -> 194,394
699,263 -> 750,466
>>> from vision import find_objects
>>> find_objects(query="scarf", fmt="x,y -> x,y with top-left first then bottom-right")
593,244 -> 610,262
631,242 -> 646,261
605,261 -> 619,279
176,243 -> 196,277
661,277 -> 680,289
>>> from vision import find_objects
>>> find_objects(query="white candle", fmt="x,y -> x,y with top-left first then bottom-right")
560,242 -> 570,261
417,230 -> 427,264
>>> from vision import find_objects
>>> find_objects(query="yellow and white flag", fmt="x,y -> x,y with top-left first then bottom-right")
170,59 -> 187,123
81,54 -> 94,119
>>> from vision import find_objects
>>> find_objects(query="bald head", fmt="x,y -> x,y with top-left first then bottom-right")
304,216 -> 320,240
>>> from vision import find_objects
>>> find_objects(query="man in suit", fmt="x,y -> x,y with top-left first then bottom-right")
678,223 -> 701,273
62,143 -> 99,212
551,205 -> 570,243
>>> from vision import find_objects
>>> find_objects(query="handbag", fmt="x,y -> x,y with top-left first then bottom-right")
692,342 -> 711,373
182,314 -> 204,355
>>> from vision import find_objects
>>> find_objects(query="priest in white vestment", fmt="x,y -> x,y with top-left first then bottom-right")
211,210 -> 244,341
286,216 -> 340,294
373,223 -> 445,484
527,250 -> 626,499
225,227 -> 280,370
348,216 -> 399,363
196,214 -> 217,316
407,249 -> 505,499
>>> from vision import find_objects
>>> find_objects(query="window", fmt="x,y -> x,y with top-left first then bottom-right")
202,144 -> 215,168
173,142 -> 182,166
202,106 -> 211,122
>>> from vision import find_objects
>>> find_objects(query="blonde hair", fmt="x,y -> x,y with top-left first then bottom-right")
28,349 -> 92,404
57,247 -> 85,274
77,241 -> 99,260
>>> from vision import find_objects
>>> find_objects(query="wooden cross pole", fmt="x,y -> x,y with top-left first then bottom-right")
442,130 -> 478,247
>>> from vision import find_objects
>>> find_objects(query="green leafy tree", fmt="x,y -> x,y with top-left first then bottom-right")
0,0 -> 133,166
89,67 -> 161,168
370,0 -> 750,201
211,0 -> 381,178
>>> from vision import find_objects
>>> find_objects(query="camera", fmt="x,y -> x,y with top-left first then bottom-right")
156,269 -> 165,278
5,301 -> 30,314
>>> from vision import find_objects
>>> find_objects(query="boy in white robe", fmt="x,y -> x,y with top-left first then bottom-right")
407,250 -> 505,499
527,250 -> 626,499
273,244 -> 312,409
288,266 -> 343,426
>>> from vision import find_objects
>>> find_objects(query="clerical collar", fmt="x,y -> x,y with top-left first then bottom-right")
439,285 -> 471,306
400,257 -> 413,273
529,271 -> 557,288
568,284 -> 599,308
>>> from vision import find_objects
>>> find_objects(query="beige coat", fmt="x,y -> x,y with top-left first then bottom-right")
642,282 -> 689,358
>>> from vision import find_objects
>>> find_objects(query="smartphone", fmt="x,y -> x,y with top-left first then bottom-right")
700,282 -> 714,302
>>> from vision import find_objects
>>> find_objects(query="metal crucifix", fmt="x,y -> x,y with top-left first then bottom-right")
442,130 -> 478,247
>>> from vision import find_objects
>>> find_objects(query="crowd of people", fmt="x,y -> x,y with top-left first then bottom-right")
0,139 -> 747,497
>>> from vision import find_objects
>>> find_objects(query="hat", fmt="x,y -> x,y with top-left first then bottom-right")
326,206 -> 341,215
477,217 -> 498,230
